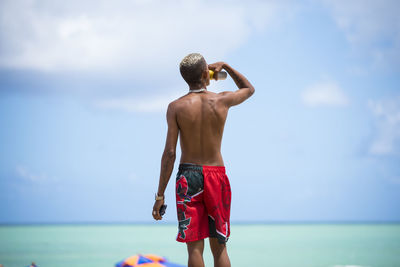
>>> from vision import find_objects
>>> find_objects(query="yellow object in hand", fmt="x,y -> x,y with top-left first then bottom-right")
209,70 -> 227,80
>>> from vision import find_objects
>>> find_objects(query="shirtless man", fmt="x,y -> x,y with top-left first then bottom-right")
152,53 -> 255,267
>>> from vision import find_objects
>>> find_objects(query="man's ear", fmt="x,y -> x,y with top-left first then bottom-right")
203,69 -> 208,78
203,69 -> 210,86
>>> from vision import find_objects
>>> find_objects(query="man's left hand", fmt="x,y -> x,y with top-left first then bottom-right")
152,199 -> 165,220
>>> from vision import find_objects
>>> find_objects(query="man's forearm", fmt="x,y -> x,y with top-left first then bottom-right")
223,63 -> 254,92
157,150 -> 176,196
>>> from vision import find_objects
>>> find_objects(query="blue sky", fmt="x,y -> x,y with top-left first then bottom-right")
0,0 -> 399,223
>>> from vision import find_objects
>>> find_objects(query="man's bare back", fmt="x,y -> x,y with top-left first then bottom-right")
172,91 -> 228,166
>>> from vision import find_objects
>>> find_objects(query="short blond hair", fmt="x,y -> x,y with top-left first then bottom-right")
179,53 -> 207,85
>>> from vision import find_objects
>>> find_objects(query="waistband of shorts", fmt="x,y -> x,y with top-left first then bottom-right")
179,163 -> 226,173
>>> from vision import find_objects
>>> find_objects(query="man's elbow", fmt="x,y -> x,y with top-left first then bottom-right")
163,149 -> 176,160
248,86 -> 255,97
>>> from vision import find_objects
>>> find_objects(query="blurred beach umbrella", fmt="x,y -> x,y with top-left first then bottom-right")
115,254 -> 186,267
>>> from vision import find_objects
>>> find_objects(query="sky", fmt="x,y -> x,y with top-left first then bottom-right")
0,0 -> 399,224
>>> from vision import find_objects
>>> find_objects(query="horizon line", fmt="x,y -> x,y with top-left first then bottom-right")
1,219 -> 400,226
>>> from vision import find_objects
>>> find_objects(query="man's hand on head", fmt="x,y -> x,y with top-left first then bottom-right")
152,199 -> 165,220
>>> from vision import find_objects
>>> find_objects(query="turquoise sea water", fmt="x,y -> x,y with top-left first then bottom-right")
0,223 -> 399,267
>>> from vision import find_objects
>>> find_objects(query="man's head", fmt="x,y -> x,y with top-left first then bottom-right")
179,53 -> 209,88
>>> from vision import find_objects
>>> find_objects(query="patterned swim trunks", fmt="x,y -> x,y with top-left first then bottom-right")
175,163 -> 231,244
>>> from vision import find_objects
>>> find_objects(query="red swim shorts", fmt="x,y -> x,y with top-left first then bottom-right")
175,163 -> 231,244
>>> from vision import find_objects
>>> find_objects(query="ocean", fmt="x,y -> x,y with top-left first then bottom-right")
0,223 -> 399,267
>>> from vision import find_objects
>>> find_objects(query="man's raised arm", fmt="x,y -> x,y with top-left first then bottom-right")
209,62 -> 255,107
152,103 -> 179,220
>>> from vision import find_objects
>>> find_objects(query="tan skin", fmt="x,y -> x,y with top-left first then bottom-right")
152,61 -> 254,267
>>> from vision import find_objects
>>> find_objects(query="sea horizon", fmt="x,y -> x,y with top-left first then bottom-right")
1,220 -> 400,226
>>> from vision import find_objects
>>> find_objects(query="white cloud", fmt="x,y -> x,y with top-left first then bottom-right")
368,97 -> 400,155
16,165 -> 49,182
93,91 -> 182,113
0,0 -> 290,73
301,81 -> 349,107
323,0 -> 400,67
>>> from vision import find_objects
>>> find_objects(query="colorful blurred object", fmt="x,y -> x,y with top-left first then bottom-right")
115,254 -> 186,267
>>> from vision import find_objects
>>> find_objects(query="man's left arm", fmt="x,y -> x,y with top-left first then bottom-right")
152,103 -> 179,220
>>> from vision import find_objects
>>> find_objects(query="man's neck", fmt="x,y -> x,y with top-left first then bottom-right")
189,88 -> 206,93
189,84 -> 207,93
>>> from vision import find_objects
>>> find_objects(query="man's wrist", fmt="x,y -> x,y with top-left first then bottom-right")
155,193 -> 164,201
222,63 -> 231,72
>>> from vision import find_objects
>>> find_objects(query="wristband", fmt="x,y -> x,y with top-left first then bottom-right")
155,193 -> 164,201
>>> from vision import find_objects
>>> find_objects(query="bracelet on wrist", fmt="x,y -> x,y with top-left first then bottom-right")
155,193 -> 164,201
